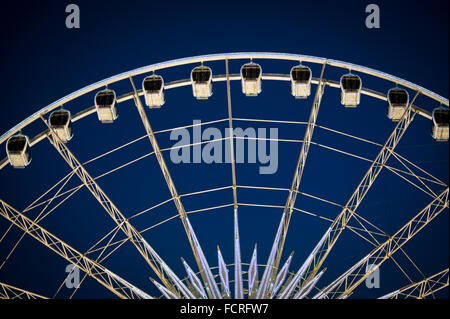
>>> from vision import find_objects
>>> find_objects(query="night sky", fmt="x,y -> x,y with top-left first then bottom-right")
0,0 -> 448,299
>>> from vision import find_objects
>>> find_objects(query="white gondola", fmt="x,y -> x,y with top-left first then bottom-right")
6,133 -> 31,168
49,109 -> 73,142
290,64 -> 311,99
387,87 -> 409,121
95,89 -> 118,123
143,74 -> 165,108
431,107 -> 449,142
191,65 -> 213,99
340,73 -> 361,107
241,62 -> 262,96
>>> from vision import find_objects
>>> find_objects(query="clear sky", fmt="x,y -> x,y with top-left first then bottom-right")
0,0 -> 448,299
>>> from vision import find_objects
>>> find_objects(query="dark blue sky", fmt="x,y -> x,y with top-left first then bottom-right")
0,0 -> 448,299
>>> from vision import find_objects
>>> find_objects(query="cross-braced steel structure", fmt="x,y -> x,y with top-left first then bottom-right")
0,53 -> 448,299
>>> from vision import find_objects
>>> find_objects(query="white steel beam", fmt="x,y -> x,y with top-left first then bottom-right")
2,52 -> 447,148
40,114 -> 186,297
129,76 -> 221,299
319,188 -> 449,299
185,218 -> 221,298
0,282 -> 48,299
181,257 -> 206,299
0,199 -> 153,299
234,208 -> 244,299
270,252 -> 294,298
149,278 -> 178,299
0,74 -> 436,173
181,257 -> 206,298
248,244 -> 258,298
256,213 -> 286,299
217,246 -> 230,298
225,59 -> 238,209
271,63 -> 327,284
379,268 -> 449,299
294,268 -> 326,299
277,227 -> 331,299
298,91 -> 420,289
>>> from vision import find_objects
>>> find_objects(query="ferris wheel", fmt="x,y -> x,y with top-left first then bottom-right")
0,53 -> 448,299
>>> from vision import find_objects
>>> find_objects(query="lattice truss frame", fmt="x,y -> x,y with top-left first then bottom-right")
0,53 -> 448,299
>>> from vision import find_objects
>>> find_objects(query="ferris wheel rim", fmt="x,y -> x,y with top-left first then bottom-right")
0,52 -> 448,299
0,52 -> 448,147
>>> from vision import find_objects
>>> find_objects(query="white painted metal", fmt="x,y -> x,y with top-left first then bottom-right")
294,268 -> 326,299
217,247 -> 230,298
1,52 -> 446,147
181,257 -> 206,299
379,269 -> 449,299
42,114 -> 186,297
0,74 -> 436,170
0,52 -> 448,300
185,218 -> 222,299
271,64 -> 326,280
319,188 -> 449,299
234,208 -> 244,299
131,75 -> 222,298
277,227 -> 332,299
150,278 -> 178,299
0,198 -> 153,299
0,282 -> 47,299
270,252 -> 293,298
298,92 -> 419,289
256,213 -> 286,299
248,244 -> 258,297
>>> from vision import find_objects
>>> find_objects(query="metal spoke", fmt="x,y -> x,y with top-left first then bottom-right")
261,63 -> 327,298
298,91 -> 420,290
318,188 -> 448,299
217,246 -> 231,298
0,53 -> 447,300
0,282 -> 48,299
129,76 -> 221,299
275,62 -> 327,265
40,114 -> 186,297
379,268 -> 449,299
0,198 -> 153,299
234,208 -> 244,298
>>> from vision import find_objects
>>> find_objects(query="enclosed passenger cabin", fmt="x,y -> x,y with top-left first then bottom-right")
340,73 -> 361,107
431,107 -> 449,142
191,65 -> 213,100
6,133 -> 31,168
241,62 -> 262,96
95,89 -> 118,123
49,109 -> 73,142
290,64 -> 311,99
387,88 -> 409,121
143,74 -> 165,108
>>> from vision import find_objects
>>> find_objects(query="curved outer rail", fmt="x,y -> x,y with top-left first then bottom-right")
0,73 -> 442,171
1,52 -> 448,146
